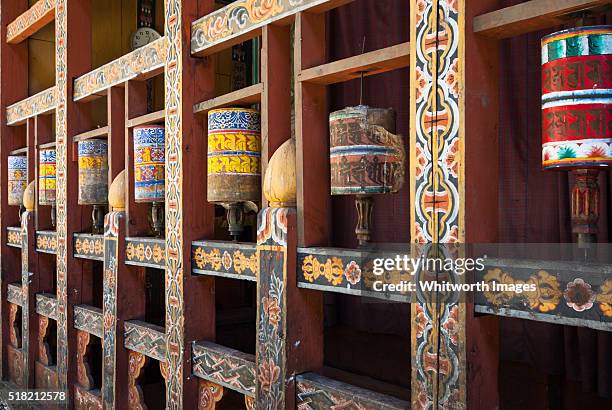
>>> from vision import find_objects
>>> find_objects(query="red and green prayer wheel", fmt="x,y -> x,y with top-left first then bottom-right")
541,26 -> 611,169
541,26 -> 612,245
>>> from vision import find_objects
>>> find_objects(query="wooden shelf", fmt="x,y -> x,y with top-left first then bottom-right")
126,110 -> 165,128
7,0 -> 56,44
72,126 -> 108,142
473,0 -> 609,39
299,42 -> 410,85
39,141 -> 56,149
9,147 -> 28,155
193,83 -> 262,115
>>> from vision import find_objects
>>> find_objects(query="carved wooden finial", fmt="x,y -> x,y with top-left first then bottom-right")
108,170 -> 126,211
23,180 -> 36,212
263,138 -> 297,208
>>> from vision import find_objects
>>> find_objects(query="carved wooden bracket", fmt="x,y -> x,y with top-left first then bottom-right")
9,303 -> 21,348
76,330 -> 94,390
244,395 -> 255,410
128,351 -> 147,410
38,315 -> 51,366
198,380 -> 224,410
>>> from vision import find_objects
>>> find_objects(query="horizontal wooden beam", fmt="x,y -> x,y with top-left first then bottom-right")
126,109 -> 165,128
7,283 -> 24,307
72,126 -> 109,142
9,147 -> 28,155
299,42 -> 410,85
7,227 -> 21,248
124,320 -> 167,362
192,341 -> 256,397
39,141 -> 57,149
191,0 -> 354,56
73,233 -> 104,261
74,305 -> 103,338
473,0 -> 609,38
193,83 -> 262,116
6,0 -> 56,44
125,237 -> 166,269
73,37 -> 166,102
36,231 -> 57,255
36,293 -> 57,320
192,240 -> 257,281
296,373 -> 410,409
6,86 -> 56,126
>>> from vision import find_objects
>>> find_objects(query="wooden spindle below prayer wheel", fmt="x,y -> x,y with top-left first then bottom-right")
541,26 -> 611,246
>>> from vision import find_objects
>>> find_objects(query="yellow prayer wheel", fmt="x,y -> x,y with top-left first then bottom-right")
38,149 -> 56,206
78,139 -> 108,205
207,108 -> 261,204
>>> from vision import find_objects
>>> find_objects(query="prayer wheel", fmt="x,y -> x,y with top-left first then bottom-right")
134,126 -> 165,202
38,149 -> 56,205
78,139 -> 109,205
541,26 -> 611,246
134,126 -> 165,236
8,155 -> 27,207
330,105 -> 406,245
207,108 -> 261,240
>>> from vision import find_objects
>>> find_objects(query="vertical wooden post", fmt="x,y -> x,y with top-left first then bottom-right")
108,86 -> 126,185
410,0 -> 500,408
55,0 -> 92,401
0,0 -> 28,380
164,0 -> 217,408
21,210 -> 37,388
261,24 -> 292,207
125,80 -> 150,237
294,12 -> 330,247
256,207 -> 323,408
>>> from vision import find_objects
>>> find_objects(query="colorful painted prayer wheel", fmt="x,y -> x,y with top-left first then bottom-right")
541,26 -> 612,246
8,156 -> 27,207
207,108 -> 261,204
541,26 -> 611,169
329,105 -> 406,245
134,126 -> 165,203
38,149 -> 56,206
330,105 -> 405,195
78,139 -> 108,205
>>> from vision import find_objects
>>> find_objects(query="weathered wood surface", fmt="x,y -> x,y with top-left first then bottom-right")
124,320 -> 167,362
192,341 -> 256,397
74,305 -> 103,338
296,373 -> 410,410
473,0 -> 610,38
35,293 -> 57,320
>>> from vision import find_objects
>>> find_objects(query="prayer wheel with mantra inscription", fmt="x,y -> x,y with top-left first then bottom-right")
541,26 -> 611,246
207,108 -> 261,203
39,149 -> 56,206
134,126 -> 165,203
207,108 -> 261,240
8,155 -> 27,207
330,105 -> 406,245
78,139 -> 109,206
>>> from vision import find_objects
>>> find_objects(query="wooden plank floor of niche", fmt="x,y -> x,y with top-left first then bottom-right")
193,83 -> 262,115
473,0 -> 610,38
299,42 -> 410,85
126,109 -> 165,128
72,126 -> 109,142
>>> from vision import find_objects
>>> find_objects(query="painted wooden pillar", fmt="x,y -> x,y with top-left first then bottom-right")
410,0 -> 499,408
255,207 -> 323,408
164,0 -> 217,408
55,0 -> 92,402
0,0 -> 28,380
21,210 -> 37,388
